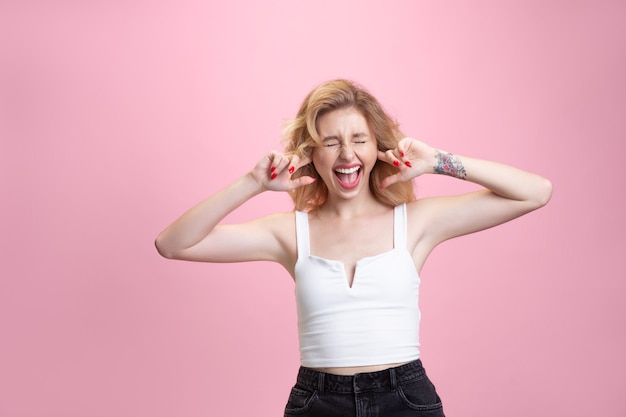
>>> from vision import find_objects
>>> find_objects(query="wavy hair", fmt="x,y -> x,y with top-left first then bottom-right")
283,79 -> 416,211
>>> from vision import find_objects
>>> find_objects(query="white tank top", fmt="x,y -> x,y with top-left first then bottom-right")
294,204 -> 421,368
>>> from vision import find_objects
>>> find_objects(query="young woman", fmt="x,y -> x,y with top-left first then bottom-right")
155,79 -> 552,417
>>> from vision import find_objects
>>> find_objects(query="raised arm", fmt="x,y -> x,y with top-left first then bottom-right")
155,152 -> 314,264
378,138 -> 553,247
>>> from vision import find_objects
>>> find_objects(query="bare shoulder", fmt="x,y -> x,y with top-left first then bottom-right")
405,194 -> 465,241
259,211 -> 296,240
405,195 -> 458,229
255,211 -> 298,270
405,198 -> 433,231
405,198 -> 442,271
405,200 -> 430,241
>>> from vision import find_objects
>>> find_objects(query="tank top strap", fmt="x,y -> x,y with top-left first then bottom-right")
393,204 -> 407,249
295,211 -> 311,260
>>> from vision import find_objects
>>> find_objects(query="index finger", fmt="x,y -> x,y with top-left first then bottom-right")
288,154 -> 313,174
377,149 -> 401,167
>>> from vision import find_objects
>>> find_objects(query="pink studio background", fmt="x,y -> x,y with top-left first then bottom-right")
1,1 -> 625,416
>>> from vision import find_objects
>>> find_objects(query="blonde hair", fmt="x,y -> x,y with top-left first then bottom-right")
283,79 -> 415,211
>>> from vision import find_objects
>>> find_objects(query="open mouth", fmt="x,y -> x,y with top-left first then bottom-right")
334,165 -> 362,189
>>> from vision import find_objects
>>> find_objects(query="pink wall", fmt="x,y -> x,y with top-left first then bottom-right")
1,1 -> 625,416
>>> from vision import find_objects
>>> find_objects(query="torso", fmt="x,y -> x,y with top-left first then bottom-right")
272,201 -> 433,376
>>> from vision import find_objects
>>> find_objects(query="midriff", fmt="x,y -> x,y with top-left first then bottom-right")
310,361 -> 411,376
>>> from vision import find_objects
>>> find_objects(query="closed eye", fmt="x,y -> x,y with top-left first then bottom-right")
352,133 -> 368,144
322,136 -> 340,147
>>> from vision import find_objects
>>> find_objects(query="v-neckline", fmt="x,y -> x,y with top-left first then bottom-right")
308,249 -> 398,289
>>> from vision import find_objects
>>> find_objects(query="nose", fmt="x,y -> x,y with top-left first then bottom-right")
340,143 -> 355,159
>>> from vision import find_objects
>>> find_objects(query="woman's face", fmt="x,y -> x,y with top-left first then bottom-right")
312,107 -> 378,201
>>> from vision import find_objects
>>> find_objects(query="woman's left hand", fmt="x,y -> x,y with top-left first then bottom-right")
377,137 -> 436,188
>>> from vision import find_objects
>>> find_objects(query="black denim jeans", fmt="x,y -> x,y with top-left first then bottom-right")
284,359 -> 445,417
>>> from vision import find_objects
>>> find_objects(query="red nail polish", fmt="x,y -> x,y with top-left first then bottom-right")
393,160 -> 400,167
270,166 -> 276,172
289,166 -> 295,174
271,173 -> 278,180
405,161 -> 412,168
400,151 -> 405,157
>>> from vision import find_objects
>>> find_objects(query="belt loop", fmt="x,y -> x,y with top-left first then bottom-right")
318,372 -> 325,395
389,368 -> 397,390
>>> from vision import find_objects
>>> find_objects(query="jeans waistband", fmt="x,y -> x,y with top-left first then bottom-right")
296,359 -> 426,394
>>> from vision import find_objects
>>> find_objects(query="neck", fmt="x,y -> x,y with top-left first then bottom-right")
318,193 -> 387,220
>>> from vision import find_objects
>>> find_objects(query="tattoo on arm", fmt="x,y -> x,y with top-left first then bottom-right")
434,151 -> 467,179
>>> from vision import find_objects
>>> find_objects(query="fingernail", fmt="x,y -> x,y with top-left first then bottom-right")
271,173 -> 278,180
405,161 -> 412,168
288,166 -> 295,174
400,151 -> 405,157
270,166 -> 276,172
393,160 -> 400,167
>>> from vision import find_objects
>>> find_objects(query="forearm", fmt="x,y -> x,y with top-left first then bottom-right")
430,149 -> 552,206
155,173 -> 264,258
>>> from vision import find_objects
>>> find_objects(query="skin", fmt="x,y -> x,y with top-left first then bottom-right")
155,106 -> 553,376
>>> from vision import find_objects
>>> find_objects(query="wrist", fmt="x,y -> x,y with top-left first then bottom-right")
242,171 -> 267,195
433,149 -> 467,179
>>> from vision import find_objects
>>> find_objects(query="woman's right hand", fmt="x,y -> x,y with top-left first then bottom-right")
250,151 -> 316,192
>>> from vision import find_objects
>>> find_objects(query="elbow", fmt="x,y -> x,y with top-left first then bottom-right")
154,235 -> 176,259
533,177 -> 553,208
